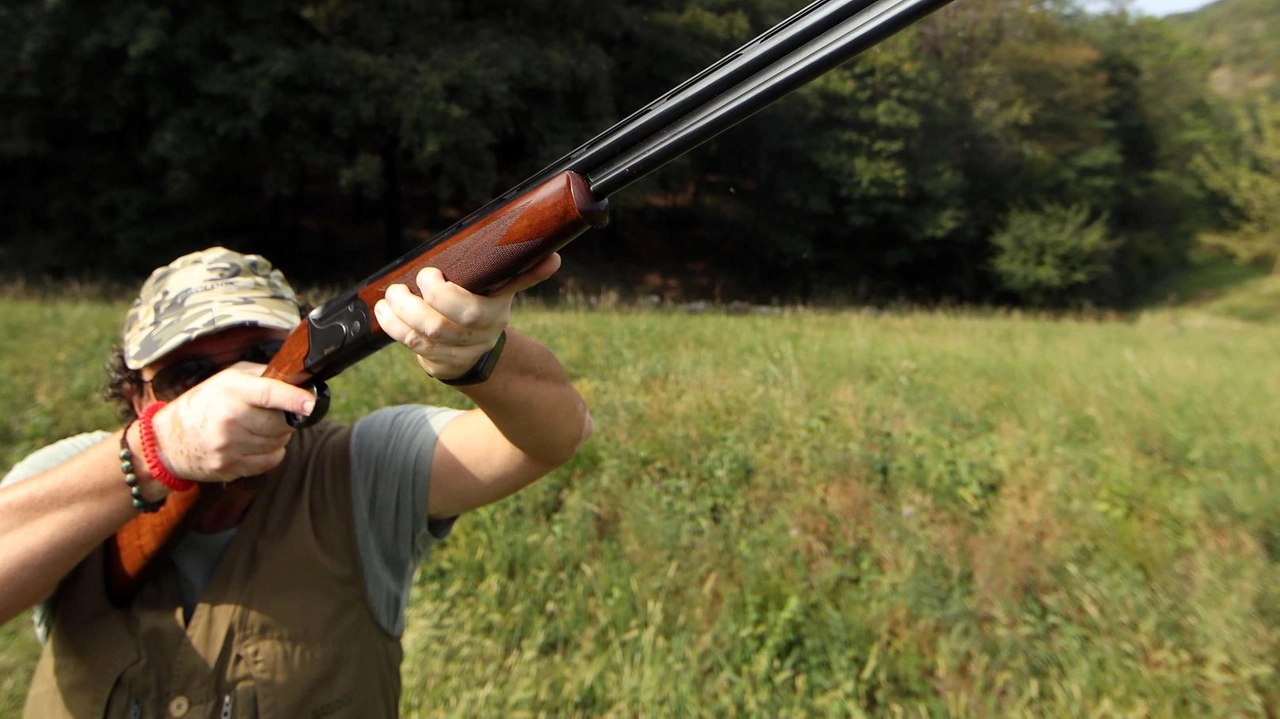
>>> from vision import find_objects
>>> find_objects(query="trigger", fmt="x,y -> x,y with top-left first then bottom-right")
286,381 -> 331,429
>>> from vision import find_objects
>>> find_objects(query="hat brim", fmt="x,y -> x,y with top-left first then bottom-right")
124,296 -> 301,369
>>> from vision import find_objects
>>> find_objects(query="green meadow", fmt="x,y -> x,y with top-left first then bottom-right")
2,287 -> 1278,717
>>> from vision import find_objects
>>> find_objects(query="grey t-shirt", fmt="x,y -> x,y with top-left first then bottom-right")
0,404 -> 462,640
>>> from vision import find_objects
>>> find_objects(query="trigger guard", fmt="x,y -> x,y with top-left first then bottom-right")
286,381 -> 331,429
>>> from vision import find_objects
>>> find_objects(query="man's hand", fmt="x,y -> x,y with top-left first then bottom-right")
373,252 -> 561,381
151,363 -> 318,482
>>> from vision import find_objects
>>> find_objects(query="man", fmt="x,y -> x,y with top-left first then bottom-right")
0,246 -> 592,718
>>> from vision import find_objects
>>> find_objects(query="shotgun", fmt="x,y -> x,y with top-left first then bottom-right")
106,0 -> 958,604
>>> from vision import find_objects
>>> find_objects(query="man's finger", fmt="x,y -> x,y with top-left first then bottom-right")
229,374 -> 317,418
412,269 -> 497,331
385,281 -> 480,340
235,447 -> 289,479
235,406 -> 299,439
223,361 -> 269,378
375,292 -> 453,355
228,431 -> 292,455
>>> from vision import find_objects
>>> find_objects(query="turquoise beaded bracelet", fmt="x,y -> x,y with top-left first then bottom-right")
120,420 -> 166,514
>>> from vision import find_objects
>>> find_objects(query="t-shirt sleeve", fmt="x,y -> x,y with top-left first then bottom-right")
1,430 -> 113,644
2,431 -> 112,488
348,405 -> 463,637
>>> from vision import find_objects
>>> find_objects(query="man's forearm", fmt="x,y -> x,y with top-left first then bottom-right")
455,330 -> 593,466
0,428 -> 168,624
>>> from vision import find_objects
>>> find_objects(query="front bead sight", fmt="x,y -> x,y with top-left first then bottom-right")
285,381 -> 331,429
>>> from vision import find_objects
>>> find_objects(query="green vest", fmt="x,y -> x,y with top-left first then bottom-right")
24,423 -> 403,719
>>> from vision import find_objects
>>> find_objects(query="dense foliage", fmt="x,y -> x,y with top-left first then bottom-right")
0,0 -> 1251,305
1195,99 -> 1280,272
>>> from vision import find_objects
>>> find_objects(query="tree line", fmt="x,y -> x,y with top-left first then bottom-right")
0,0 -> 1264,306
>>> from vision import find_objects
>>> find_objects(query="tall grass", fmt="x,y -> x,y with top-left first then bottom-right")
2,298 -> 1278,717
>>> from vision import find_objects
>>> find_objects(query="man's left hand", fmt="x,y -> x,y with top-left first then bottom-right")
373,252 -> 561,381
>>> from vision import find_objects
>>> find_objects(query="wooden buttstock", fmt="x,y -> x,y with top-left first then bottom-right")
105,171 -> 608,604
105,485 -> 212,605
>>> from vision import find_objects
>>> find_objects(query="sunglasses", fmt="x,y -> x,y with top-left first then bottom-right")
146,340 -> 285,400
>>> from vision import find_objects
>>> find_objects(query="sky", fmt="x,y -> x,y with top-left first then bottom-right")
1122,0 -> 1219,15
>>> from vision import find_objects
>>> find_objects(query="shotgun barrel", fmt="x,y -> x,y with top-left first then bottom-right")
288,0 -> 958,393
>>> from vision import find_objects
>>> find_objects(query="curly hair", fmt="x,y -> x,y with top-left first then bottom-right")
104,345 -> 145,422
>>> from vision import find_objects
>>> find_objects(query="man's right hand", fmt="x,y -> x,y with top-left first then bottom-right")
150,363 -> 318,483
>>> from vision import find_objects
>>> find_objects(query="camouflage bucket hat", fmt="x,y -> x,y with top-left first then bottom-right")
123,247 -> 301,369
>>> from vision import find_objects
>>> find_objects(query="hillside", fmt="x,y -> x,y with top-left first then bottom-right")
1168,0 -> 1280,96
1151,258 -> 1280,323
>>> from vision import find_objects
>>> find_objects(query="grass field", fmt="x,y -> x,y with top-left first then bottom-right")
1,286 -> 1278,717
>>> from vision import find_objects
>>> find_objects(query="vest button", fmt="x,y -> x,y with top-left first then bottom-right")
168,695 -> 191,717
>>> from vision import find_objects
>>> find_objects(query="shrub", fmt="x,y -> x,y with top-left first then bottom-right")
990,204 -> 1114,307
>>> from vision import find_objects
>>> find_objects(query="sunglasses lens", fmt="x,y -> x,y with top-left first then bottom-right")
150,360 -> 218,400
242,340 -> 285,364
147,340 -> 286,399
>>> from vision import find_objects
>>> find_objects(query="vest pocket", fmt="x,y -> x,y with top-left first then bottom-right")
236,638 -> 358,719
24,625 -> 139,719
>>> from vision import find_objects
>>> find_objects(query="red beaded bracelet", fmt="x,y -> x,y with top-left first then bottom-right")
138,401 -> 196,492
